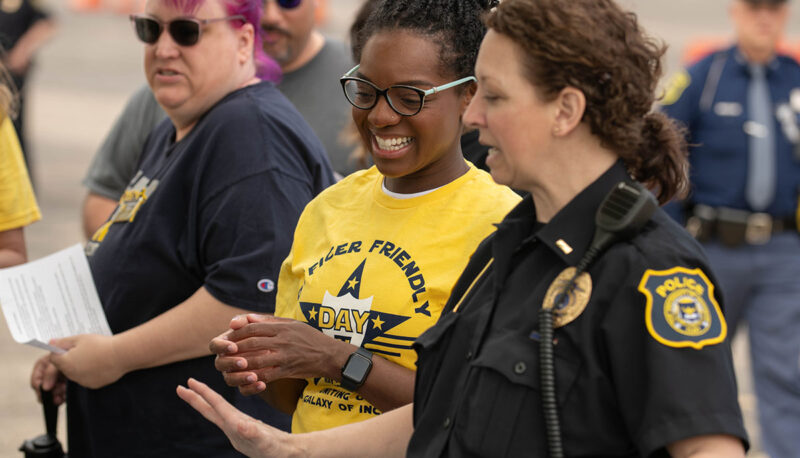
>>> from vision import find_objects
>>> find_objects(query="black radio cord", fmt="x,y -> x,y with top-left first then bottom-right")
538,181 -> 657,458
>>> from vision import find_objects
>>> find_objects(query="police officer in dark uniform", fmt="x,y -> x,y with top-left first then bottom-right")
176,0 -> 750,456
661,1 -> 800,456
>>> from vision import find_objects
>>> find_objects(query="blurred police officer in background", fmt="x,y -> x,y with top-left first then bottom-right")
661,1 -> 800,456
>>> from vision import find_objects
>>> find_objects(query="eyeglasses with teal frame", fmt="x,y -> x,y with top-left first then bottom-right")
339,64 -> 477,117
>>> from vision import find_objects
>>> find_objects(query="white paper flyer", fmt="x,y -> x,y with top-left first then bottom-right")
0,244 -> 110,353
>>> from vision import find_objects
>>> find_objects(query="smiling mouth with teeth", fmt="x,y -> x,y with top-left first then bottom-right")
375,136 -> 413,151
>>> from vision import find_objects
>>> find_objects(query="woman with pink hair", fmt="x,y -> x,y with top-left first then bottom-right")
29,0 -> 333,456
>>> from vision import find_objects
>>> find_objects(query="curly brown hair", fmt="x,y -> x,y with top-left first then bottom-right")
487,0 -> 688,203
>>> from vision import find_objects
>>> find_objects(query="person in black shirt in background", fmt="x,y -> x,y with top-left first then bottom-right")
0,0 -> 57,178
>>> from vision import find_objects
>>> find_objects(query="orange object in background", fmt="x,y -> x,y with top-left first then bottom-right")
69,0 -> 142,13
682,36 -> 800,65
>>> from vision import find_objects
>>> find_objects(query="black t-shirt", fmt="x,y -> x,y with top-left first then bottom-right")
70,82 -> 334,457
0,0 -> 48,54
410,162 -> 748,457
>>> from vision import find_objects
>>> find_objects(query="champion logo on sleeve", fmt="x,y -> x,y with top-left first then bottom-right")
257,279 -> 275,293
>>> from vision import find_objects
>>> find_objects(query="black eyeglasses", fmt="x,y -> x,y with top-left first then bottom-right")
340,64 -> 477,117
271,0 -> 302,8
130,14 -> 245,47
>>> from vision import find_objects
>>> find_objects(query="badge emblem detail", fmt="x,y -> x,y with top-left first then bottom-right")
638,267 -> 727,349
542,267 -> 592,328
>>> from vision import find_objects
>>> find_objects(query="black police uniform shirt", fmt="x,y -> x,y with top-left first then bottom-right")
409,162 -> 748,457
661,45 -> 800,218
72,81 -> 335,457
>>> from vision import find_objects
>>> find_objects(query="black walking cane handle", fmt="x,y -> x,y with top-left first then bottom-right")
19,390 -> 65,458
41,389 -> 58,439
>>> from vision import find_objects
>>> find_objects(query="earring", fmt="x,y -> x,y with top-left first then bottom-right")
553,127 -> 561,135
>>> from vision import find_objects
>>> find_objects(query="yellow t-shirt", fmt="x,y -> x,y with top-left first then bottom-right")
0,117 -> 40,231
275,164 -> 520,432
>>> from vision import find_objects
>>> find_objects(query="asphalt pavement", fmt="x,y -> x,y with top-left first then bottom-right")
2,0 -> 798,456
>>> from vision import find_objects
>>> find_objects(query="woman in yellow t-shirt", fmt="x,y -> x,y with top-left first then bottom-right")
0,62 -> 40,267
202,0 -> 519,434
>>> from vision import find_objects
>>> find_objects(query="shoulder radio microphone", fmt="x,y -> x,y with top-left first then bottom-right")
539,180 -> 658,458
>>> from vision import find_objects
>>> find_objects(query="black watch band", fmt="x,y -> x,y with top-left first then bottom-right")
340,347 -> 373,392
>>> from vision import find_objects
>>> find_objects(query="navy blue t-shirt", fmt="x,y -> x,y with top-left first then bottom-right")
70,81 -> 334,457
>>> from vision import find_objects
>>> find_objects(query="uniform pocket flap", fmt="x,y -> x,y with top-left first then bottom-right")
472,330 -> 580,403
413,312 -> 458,351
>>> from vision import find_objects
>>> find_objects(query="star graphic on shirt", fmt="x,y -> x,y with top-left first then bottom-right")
372,315 -> 385,330
297,259 -> 412,356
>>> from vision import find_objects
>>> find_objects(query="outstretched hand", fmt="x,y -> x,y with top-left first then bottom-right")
177,378 -> 298,457
210,314 -> 348,395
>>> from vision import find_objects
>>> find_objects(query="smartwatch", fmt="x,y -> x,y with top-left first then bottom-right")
340,347 -> 373,391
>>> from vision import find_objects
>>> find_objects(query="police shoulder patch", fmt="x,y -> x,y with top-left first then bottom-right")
659,70 -> 691,106
637,266 -> 727,349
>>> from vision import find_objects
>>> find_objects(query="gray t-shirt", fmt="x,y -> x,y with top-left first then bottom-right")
82,84 -> 167,200
83,38 -> 355,199
280,38 -> 354,175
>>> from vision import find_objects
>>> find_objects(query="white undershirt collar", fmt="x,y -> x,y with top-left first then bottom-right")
381,179 -> 442,199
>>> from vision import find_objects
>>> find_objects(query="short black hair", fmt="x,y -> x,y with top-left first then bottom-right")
353,0 -> 498,79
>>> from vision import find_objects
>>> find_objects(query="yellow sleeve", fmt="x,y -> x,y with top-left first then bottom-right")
0,117 -> 41,232
275,245 -> 305,319
275,200 -> 318,319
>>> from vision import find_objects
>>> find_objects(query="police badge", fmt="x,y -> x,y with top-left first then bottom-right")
542,267 -> 592,328
638,267 -> 727,349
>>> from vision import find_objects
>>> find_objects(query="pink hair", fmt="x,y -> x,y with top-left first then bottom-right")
166,0 -> 281,82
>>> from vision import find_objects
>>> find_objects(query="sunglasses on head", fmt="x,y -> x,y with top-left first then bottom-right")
130,14 -> 245,47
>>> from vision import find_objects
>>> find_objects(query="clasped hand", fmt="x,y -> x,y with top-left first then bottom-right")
211,314 -> 346,395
